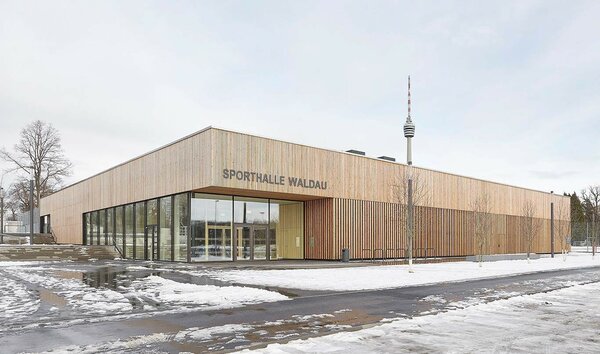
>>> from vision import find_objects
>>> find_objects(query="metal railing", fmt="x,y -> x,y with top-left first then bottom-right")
358,246 -> 435,262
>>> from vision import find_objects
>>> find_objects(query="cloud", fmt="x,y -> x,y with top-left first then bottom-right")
529,170 -> 578,180
0,0 -> 598,194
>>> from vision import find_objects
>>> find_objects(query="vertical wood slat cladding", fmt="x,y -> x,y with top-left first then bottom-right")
210,129 -> 570,219
304,199 -> 334,259
42,127 -> 570,244
319,198 -> 559,260
41,130 -> 213,244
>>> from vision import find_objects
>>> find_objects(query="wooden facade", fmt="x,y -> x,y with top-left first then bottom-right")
304,199 -> 559,260
41,127 -> 570,260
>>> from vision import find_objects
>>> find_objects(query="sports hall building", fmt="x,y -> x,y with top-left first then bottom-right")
40,127 -> 570,262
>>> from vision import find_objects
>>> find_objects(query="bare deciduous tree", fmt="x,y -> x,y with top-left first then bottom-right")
521,200 -> 542,263
4,196 -> 19,221
0,121 -> 72,209
391,167 -> 430,271
6,178 -> 34,212
470,192 -> 494,267
581,185 -> 600,255
553,201 -> 570,261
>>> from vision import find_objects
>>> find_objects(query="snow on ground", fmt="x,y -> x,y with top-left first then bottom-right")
243,281 -> 600,353
4,266 -> 133,315
175,324 -> 253,342
0,274 -> 40,321
129,275 -> 288,310
0,261 -> 288,325
213,252 -> 600,291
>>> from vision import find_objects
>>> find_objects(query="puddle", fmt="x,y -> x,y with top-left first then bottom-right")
159,308 -> 378,352
39,289 -> 67,308
52,270 -> 84,281
81,266 -> 163,289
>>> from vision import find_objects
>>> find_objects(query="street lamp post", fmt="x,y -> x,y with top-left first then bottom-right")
404,76 -> 416,273
29,179 -> 34,244
0,187 -> 5,236
550,191 -> 555,258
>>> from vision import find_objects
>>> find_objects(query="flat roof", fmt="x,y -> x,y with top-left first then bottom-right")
46,125 -> 568,200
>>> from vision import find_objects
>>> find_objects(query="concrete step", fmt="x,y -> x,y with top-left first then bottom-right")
0,245 -> 119,261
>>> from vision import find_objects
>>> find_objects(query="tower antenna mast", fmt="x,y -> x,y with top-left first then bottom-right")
403,75 -> 416,272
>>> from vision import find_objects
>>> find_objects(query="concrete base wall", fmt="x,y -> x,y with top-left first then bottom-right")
0,245 -> 119,261
466,253 -> 541,262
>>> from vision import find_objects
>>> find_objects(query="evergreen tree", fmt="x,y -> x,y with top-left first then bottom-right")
570,192 -> 585,223
569,192 -> 586,243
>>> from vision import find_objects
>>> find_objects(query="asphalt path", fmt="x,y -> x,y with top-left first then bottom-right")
3,266 -> 600,353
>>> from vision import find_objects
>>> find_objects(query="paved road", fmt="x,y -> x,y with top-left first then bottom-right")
4,266 -> 600,353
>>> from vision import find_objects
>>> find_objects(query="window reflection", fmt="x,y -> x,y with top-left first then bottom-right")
135,202 -> 145,260
191,194 -> 233,261
82,193 -> 303,262
125,204 -> 134,258
99,210 -> 106,245
106,208 -> 114,246
159,197 -> 173,261
173,193 -> 188,262
115,206 -> 124,255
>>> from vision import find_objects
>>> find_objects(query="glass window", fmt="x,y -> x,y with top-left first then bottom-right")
147,199 -> 158,225
135,202 -> 145,260
191,194 -> 233,262
159,196 -> 173,261
234,197 -> 269,260
91,211 -> 98,245
269,200 -> 304,260
115,206 -> 124,256
147,199 -> 158,260
106,208 -> 114,246
99,210 -> 106,245
234,197 -> 269,224
173,193 -> 189,262
125,204 -> 134,258
84,213 -> 91,245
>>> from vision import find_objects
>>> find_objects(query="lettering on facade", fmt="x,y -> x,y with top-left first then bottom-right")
222,169 -> 328,190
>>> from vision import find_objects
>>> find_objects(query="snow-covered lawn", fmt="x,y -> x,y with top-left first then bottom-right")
0,275 -> 40,321
129,275 -> 287,311
0,261 -> 288,327
40,280 -> 600,354
4,265 -> 133,315
243,281 -> 600,353
213,252 -> 600,291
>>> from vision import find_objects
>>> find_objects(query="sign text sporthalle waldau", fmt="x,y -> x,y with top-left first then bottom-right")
222,169 -> 328,190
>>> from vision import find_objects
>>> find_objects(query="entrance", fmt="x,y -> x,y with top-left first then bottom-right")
235,224 -> 269,261
145,224 -> 158,261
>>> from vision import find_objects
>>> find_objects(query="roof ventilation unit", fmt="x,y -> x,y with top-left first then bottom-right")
345,149 -> 365,156
378,156 -> 396,162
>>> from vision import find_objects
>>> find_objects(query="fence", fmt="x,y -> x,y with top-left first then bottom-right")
571,221 -> 600,246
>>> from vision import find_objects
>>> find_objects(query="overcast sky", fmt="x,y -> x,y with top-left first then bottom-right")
1,0 -> 599,195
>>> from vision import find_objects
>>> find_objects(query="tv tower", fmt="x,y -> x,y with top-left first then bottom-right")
404,76 -> 415,165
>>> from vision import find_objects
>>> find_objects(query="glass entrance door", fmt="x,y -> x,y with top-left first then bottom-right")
145,225 -> 158,261
235,224 -> 269,261
253,226 -> 267,260
236,225 -> 251,260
